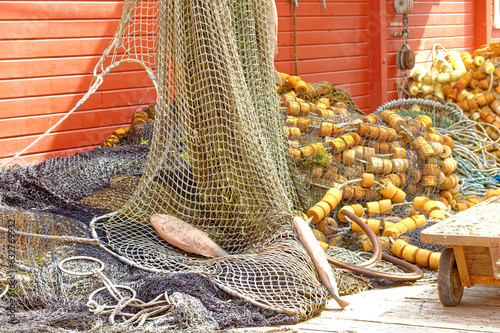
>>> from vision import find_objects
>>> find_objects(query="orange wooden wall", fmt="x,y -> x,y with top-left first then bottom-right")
0,0 -> 498,165
0,0 -> 157,166
275,0 -> 370,110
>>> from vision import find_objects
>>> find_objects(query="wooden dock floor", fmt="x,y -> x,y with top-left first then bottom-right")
230,283 -> 500,333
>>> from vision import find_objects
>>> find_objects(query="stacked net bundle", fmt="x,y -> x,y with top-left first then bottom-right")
89,0 -> 339,320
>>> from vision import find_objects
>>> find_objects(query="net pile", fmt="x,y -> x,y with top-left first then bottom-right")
0,0 -> 373,331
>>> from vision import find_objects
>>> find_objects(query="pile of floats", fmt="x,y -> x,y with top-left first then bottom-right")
277,66 -> 500,270
408,43 -> 500,155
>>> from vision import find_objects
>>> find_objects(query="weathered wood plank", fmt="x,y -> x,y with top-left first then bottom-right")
0,1 -> 125,20
0,87 -> 156,119
0,106 -> 137,139
464,246 -> 495,277
314,284 -> 500,332
230,284 -> 499,332
0,70 -> 153,99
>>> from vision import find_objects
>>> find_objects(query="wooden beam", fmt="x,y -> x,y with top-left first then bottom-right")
475,0 -> 492,47
368,0 -> 387,113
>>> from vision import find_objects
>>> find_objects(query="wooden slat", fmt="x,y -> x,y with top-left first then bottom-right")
386,25 -> 475,39
0,146 -> 98,167
386,13 -> 474,26
0,70 -> 153,99
463,246 -> 495,277
0,38 -> 115,60
368,0 -> 387,112
0,106 -> 138,139
276,57 -> 368,75
351,95 -> 369,111
0,87 -> 156,119
387,36 -> 475,50
475,0 -> 492,46
0,125 -> 126,157
276,68 -> 369,86
0,1 -> 125,20
0,20 -> 121,40
278,30 -> 368,46
400,1 -> 474,14
1,20 -> 156,40
0,56 -> 151,79
276,2 -> 367,17
278,16 -> 368,31
275,43 -> 368,62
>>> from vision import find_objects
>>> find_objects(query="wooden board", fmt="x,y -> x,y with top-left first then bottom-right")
230,283 -> 500,332
421,196 -> 500,247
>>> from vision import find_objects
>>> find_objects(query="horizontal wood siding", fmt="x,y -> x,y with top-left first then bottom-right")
275,1 -> 370,111
0,1 -> 157,166
1,0 -> 498,165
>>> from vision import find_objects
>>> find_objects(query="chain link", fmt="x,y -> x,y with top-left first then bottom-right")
402,14 -> 410,45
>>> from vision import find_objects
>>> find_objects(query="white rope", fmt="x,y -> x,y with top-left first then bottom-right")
59,256 -> 172,326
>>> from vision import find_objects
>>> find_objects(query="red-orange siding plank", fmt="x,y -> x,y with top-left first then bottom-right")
278,30 -> 369,47
476,0 -> 492,46
0,71 -> 154,99
0,38 -> 115,60
368,0 -> 387,111
0,126 -> 125,157
0,1 -> 124,20
387,36 -> 475,50
0,87 -> 156,119
0,106 -> 138,139
0,146 -> 98,167
0,56 -> 151,80
276,57 -> 368,75
0,20 -> 122,40
407,2 -> 474,14
276,2 -> 367,17
278,16 -> 368,31
387,13 -> 474,26
296,69 -> 370,86
387,25 -> 475,39
275,43 -> 369,62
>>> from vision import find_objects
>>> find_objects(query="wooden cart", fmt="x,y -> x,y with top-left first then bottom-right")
421,196 -> 500,306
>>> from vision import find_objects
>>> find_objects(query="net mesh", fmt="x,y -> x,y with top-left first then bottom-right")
90,0 -> 329,320
1,0 -> 340,330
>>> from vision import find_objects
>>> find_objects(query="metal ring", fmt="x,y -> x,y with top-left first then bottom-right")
58,256 -> 105,277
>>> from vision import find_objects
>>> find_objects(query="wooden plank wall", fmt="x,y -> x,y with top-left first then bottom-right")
0,0 -> 496,165
274,0 -> 477,112
0,1 -> 157,166
274,0 -> 370,111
